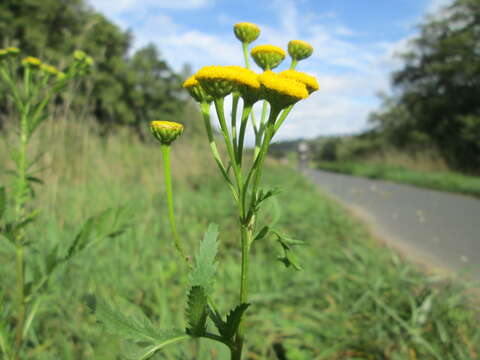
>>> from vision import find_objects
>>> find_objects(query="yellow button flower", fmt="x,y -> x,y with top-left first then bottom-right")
258,70 -> 308,108
279,70 -> 319,94
196,65 -> 260,99
251,45 -> 285,70
288,40 -> 313,61
150,121 -> 184,145
234,22 -> 261,44
183,75 -> 213,103
21,56 -> 42,68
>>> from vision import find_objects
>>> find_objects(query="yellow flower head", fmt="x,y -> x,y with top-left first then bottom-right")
150,121 -> 184,145
41,64 -> 60,76
6,47 -> 20,55
288,40 -> 313,61
226,65 -> 261,104
21,56 -> 42,68
251,45 -> 286,70
279,70 -> 319,94
258,70 -> 308,108
0,49 -> 7,59
183,75 -> 213,103
196,65 -> 259,99
234,22 -> 261,44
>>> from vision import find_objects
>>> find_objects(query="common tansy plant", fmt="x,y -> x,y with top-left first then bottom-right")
94,22 -> 318,360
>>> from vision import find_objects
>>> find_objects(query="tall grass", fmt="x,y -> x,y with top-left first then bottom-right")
1,119 -> 479,359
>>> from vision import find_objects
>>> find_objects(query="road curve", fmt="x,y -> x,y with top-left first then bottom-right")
305,168 -> 480,281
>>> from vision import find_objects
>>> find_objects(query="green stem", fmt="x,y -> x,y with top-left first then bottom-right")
253,101 -> 269,160
274,105 -> 294,134
13,247 -> 25,360
214,98 -> 242,194
200,102 -> 239,202
241,42 -> 250,69
231,222 -> 254,360
290,58 -> 298,70
160,144 -> 189,266
236,103 -> 253,166
231,93 -> 240,158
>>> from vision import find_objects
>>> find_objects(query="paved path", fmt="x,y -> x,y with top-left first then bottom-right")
305,169 -> 480,281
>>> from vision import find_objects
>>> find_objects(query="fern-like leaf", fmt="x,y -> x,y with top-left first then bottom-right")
186,286 -> 208,337
223,303 -> 250,341
92,298 -> 188,359
189,224 -> 219,294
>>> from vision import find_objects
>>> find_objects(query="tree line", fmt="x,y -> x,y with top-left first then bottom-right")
0,0 -> 193,138
369,0 -> 480,173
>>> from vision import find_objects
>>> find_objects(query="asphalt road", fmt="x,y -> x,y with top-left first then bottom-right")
305,168 -> 480,281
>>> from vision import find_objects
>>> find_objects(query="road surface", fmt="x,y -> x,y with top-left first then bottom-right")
305,169 -> 480,281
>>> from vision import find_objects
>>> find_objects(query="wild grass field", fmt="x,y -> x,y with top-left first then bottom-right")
1,118 -> 479,359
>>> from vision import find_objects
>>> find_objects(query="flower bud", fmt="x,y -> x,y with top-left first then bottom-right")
234,22 -> 260,44
150,121 -> 184,145
251,45 -> 285,70
73,50 -> 87,61
288,40 -> 313,62
21,56 -> 42,69
41,64 -> 60,76
6,47 -> 20,55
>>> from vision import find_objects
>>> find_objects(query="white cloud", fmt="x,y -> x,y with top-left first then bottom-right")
86,0 -> 429,141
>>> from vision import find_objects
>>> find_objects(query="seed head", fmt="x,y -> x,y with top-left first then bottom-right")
251,45 -> 285,70
150,121 -> 184,145
234,22 -> 261,44
288,40 -> 313,61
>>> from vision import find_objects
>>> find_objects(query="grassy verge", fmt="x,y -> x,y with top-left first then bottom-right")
317,161 -> 480,198
1,121 -> 479,359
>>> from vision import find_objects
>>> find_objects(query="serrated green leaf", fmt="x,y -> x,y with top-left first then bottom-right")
92,298 -> 188,359
0,187 -> 5,221
223,303 -> 250,341
189,224 -> 218,293
186,286 -> 208,337
95,298 -> 185,342
208,306 -> 227,337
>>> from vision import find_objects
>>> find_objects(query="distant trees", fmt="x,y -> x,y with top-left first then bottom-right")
0,0 -> 188,135
369,0 -> 480,172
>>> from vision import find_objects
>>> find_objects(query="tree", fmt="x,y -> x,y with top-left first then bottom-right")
391,0 -> 480,172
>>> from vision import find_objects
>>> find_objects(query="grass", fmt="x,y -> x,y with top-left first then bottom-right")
1,119 -> 479,359
317,161 -> 480,198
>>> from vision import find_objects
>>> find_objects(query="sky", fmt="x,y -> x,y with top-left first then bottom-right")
87,0 -> 452,142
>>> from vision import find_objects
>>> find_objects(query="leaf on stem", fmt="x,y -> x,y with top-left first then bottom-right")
186,286 -> 208,337
189,223 -> 219,294
274,231 -> 304,271
90,298 -> 187,359
223,303 -> 250,341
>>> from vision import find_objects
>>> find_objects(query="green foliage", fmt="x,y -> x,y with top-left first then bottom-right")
0,0 -> 188,134
92,299 -> 188,360
0,187 -> 6,221
223,303 -> 250,341
189,224 -> 219,294
369,0 -> 480,172
186,286 -> 208,337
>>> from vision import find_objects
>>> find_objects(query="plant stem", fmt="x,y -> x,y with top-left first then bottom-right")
290,58 -> 298,70
13,109 -> 29,360
232,222 -> 253,360
161,144 -> 189,266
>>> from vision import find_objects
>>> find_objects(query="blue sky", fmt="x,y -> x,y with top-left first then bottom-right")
88,0 -> 452,142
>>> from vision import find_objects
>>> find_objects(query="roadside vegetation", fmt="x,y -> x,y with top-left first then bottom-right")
1,1 -> 479,359
1,119 -> 479,359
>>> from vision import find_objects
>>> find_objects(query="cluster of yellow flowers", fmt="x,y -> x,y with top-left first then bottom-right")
182,22 -> 318,110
